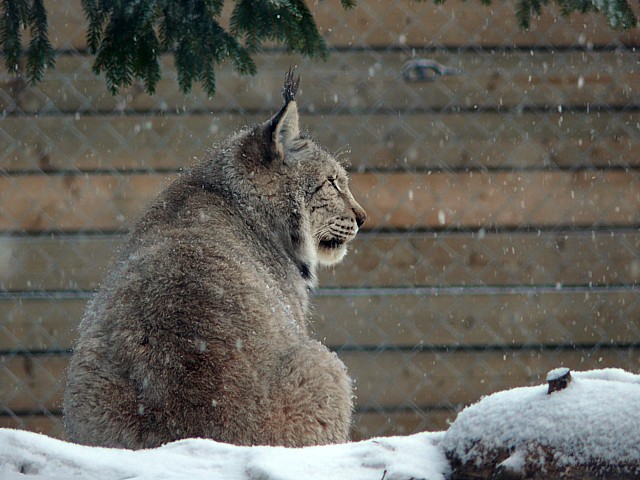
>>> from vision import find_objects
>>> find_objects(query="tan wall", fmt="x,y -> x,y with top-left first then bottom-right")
1,0 -> 639,441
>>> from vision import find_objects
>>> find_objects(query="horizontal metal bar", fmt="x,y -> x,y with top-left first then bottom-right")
2,103 -> 639,118
3,225 -> 640,240
2,343 -> 638,358
5,164 -> 640,177
332,343 -> 640,354
314,284 -> 640,297
1,283 -> 639,301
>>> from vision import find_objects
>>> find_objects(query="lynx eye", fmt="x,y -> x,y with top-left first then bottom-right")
312,177 -> 339,196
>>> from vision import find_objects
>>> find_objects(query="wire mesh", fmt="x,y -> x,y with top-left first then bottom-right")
1,0 -> 639,442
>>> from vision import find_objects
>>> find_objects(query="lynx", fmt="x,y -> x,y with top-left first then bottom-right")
63,71 -> 366,449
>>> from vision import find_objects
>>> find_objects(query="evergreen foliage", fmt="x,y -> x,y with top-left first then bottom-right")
84,0 -> 340,95
0,0 -> 637,96
0,0 -> 54,83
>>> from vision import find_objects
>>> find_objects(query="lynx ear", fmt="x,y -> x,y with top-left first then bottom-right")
266,68 -> 301,161
273,101 -> 300,159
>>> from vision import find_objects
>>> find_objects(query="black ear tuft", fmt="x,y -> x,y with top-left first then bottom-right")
282,67 -> 300,104
263,67 -> 301,163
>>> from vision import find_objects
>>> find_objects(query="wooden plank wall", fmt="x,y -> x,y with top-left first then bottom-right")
1,0 -> 640,442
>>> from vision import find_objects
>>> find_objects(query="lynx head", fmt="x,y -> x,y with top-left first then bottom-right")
218,69 -> 366,276
267,69 -> 366,267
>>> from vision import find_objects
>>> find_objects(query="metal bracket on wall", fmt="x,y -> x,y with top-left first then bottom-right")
401,59 -> 460,82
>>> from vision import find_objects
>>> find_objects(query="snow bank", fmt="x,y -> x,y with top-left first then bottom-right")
0,429 -> 449,480
442,368 -> 640,471
4,368 -> 639,479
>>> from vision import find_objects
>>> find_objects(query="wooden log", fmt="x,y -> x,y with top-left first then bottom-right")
449,445 -> 640,480
3,288 -> 639,351
1,348 -> 637,412
1,170 -> 639,232
2,231 -> 639,291
30,0 -> 640,51
2,50 -> 638,114
2,111 -> 639,173
546,367 -> 572,393
445,370 -> 640,479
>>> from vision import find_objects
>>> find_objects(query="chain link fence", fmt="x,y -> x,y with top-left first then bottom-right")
1,0 -> 640,442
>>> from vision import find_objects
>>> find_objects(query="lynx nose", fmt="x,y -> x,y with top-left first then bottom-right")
354,208 -> 367,228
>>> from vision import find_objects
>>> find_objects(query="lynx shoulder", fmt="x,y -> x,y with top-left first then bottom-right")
63,70 -> 366,449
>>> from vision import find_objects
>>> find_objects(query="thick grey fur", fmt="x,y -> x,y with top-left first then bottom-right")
63,72 -> 367,449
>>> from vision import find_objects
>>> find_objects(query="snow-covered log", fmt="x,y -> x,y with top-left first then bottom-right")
443,368 -> 640,479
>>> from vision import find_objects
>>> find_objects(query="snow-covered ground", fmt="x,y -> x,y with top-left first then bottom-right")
0,429 -> 449,480
2,368 -> 639,479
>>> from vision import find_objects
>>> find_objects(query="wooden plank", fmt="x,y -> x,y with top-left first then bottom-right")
352,170 -> 640,230
312,0 -> 640,48
352,410 -> 452,441
0,297 -> 85,351
0,414 -> 66,440
0,236 -> 121,291
0,411 -> 447,442
0,235 -> 291,290
2,50 -> 638,114
0,174 -> 168,233
325,230 -> 640,288
2,111 -> 640,173
312,289 -> 640,348
1,170 -> 639,232
34,0 -> 640,51
2,231 -> 639,291
342,348 -> 640,409
0,354 -> 67,413
2,348 -> 637,412
3,289 -> 639,351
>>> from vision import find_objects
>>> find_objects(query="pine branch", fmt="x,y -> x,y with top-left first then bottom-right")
26,0 -> 55,83
1,0 -> 54,82
289,0 -> 329,58
230,0 -> 328,59
1,0 -> 27,73
81,0 -> 107,53
166,0 -> 255,96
